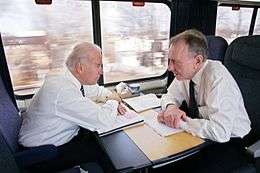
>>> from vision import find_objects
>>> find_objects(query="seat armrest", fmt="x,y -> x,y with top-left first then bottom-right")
57,166 -> 81,173
15,144 -> 57,168
247,140 -> 260,158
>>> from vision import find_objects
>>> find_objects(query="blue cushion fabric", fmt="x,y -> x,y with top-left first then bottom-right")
15,145 -> 57,168
0,76 -> 21,153
0,132 -> 20,173
58,167 -> 81,173
224,35 -> 260,146
206,35 -> 228,62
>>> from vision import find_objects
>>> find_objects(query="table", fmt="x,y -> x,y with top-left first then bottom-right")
98,110 -> 206,173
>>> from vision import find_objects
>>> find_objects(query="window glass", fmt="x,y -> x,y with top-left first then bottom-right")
216,6 -> 253,43
0,0 -> 93,91
100,2 -> 170,83
254,10 -> 260,35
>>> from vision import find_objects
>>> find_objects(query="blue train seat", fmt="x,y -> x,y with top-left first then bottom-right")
224,35 -> 260,173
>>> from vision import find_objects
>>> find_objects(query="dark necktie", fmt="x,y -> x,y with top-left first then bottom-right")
80,85 -> 85,97
188,80 -> 199,118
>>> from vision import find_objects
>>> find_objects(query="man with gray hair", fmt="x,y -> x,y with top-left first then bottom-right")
19,42 -> 125,172
158,29 -> 251,172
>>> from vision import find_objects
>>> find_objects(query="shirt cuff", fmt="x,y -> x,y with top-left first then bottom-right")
179,120 -> 189,130
161,101 -> 176,110
179,117 -> 197,136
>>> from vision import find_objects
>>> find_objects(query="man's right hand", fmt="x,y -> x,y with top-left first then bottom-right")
163,105 -> 188,128
157,111 -> 165,123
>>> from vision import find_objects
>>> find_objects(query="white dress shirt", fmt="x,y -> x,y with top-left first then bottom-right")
19,68 -> 118,147
161,60 -> 251,142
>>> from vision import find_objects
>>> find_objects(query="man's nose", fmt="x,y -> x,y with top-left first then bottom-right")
168,64 -> 174,72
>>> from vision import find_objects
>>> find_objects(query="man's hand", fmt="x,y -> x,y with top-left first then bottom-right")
157,111 -> 165,123
117,103 -> 127,115
162,105 -> 188,128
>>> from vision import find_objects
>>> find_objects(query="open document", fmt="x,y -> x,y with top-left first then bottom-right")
123,93 -> 161,112
97,110 -> 144,137
142,110 -> 183,137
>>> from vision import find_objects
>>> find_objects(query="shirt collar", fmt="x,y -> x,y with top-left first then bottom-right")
191,60 -> 208,86
64,67 -> 82,89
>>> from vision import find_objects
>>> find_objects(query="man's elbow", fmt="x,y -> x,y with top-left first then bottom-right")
211,129 -> 231,143
214,136 -> 230,143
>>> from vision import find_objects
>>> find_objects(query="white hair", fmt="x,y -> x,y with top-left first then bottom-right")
65,42 -> 101,71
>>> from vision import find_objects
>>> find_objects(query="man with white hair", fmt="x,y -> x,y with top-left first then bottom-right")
19,42 -> 125,172
158,29 -> 251,173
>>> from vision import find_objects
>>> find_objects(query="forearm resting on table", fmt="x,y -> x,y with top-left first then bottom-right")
105,92 -> 122,102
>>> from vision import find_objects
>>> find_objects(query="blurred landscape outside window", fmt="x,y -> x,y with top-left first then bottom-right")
0,0 -> 93,91
254,10 -> 260,35
216,6 -> 253,43
100,2 -> 170,83
5,2 -> 257,92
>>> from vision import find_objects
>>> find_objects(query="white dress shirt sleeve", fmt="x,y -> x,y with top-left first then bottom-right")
181,77 -> 242,143
161,79 -> 187,110
84,84 -> 112,102
55,87 -> 118,131
95,85 -> 112,102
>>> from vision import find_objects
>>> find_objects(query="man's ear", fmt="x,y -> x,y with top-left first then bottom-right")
195,55 -> 203,66
75,62 -> 83,74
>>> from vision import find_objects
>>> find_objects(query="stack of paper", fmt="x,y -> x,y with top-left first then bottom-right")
123,94 -> 161,112
142,110 -> 183,137
97,110 -> 144,136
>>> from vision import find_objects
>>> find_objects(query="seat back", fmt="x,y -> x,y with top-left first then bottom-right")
0,127 -> 80,173
0,132 -> 20,173
0,75 -> 21,153
0,33 -> 17,108
206,35 -> 228,62
224,35 -> 260,146
0,33 -> 21,153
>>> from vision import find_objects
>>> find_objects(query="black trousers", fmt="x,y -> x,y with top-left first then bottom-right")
27,129 -> 113,173
153,138 -> 250,173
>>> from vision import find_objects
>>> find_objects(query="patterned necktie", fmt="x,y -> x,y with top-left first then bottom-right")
80,85 -> 85,97
188,80 -> 199,118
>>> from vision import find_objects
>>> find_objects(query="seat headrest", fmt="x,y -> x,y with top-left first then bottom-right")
206,35 -> 228,62
226,36 -> 260,70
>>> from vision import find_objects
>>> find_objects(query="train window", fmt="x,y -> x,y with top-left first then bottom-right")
0,0 -> 93,91
254,10 -> 260,34
216,6 -> 253,43
100,2 -> 170,83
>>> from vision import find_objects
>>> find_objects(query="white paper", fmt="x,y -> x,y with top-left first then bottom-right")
97,110 -> 144,136
123,94 -> 161,112
143,110 -> 183,137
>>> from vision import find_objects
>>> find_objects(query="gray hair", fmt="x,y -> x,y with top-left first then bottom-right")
170,29 -> 208,61
65,42 -> 101,70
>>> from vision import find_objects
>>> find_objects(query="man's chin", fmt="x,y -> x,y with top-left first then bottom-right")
175,75 -> 184,81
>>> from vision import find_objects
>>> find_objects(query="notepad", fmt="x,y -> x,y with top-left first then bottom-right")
97,110 -> 144,137
142,110 -> 183,137
123,94 -> 161,112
